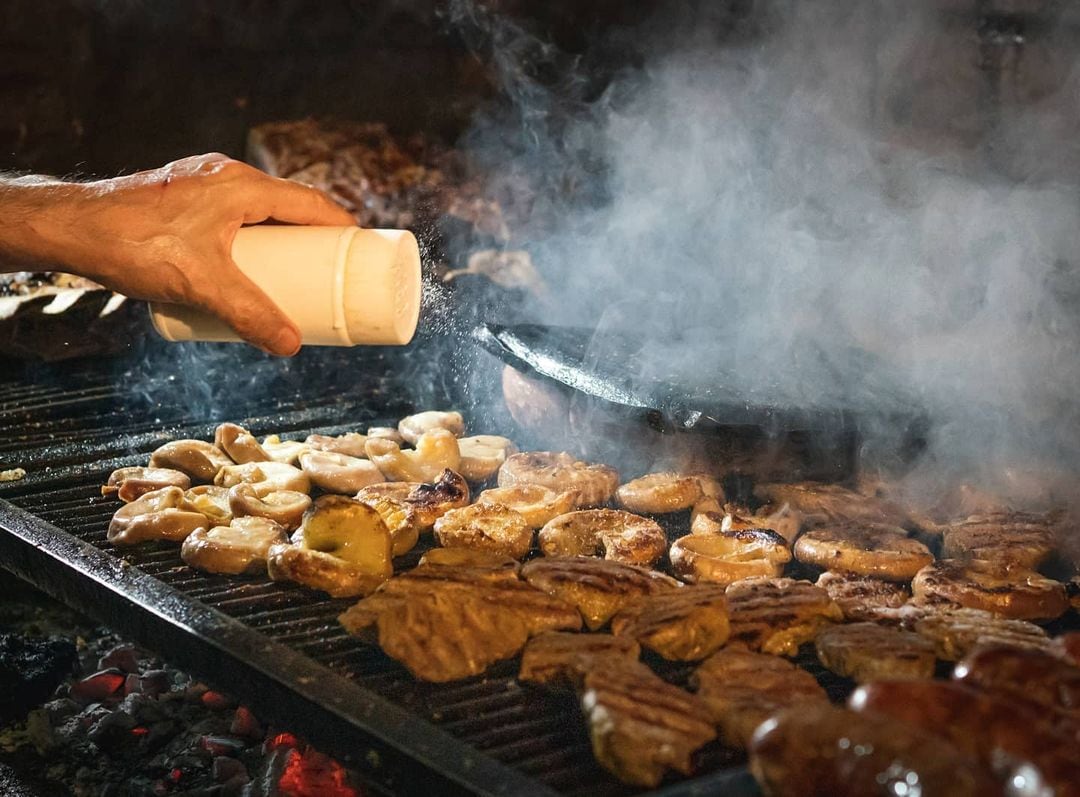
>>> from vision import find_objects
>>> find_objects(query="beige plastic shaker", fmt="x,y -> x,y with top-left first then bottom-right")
150,225 -> 422,346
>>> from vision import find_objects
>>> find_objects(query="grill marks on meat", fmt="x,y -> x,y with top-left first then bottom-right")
610,585 -> 730,661
339,563 -> 581,681
850,679 -> 1080,796
793,522 -> 932,581
580,662 -> 716,788
748,704 -> 1002,797
814,571 -> 910,622
913,607 -> 1055,661
911,559 -> 1068,621
518,632 -> 640,688
724,578 -> 842,656
814,622 -> 935,682
520,557 -> 680,631
940,511 -> 1060,568
691,648 -> 828,750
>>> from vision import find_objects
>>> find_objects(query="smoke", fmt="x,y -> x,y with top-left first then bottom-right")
452,0 -> 1080,507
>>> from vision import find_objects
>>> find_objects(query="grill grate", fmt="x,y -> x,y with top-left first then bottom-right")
0,351 -> 852,796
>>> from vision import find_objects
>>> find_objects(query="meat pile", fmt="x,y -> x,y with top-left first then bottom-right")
101,412 -> 1080,792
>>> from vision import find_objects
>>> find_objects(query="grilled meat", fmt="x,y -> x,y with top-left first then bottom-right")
793,522 -> 932,581
433,502 -> 533,559
610,584 -> 730,661
814,622 -> 936,682
748,704 -> 1002,797
103,466 -> 191,502
538,509 -> 667,567
339,566 -> 581,681
724,578 -> 843,656
670,528 -> 791,585
953,646 -> 1080,731
851,679 -> 1080,796
580,661 -> 716,787
913,607 -> 1055,661
518,632 -> 640,688
498,451 -> 619,507
814,571 -> 911,622
520,557 -> 680,630
690,647 -> 828,749
416,546 -> 521,575
616,472 -> 703,514
940,511 -> 1060,569
911,559 -> 1068,621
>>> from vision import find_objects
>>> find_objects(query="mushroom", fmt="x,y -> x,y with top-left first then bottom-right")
214,423 -> 270,464
497,451 -> 619,507
215,461 -> 310,497
227,484 -> 311,532
476,485 -> 578,529
299,450 -> 384,494
149,440 -> 233,484
181,517 -> 288,575
107,486 -> 209,545
434,503 -> 533,560
456,435 -> 518,482
260,435 -> 309,465
366,426 -> 404,445
616,473 -> 703,514
397,411 -> 465,445
305,433 -> 369,459
365,429 -> 461,483
355,495 -> 421,557
103,466 -> 191,502
183,485 -> 233,524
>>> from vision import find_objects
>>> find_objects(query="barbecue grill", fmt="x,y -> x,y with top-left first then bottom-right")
0,340 -> 878,796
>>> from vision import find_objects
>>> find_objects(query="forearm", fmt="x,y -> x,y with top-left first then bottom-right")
0,176 -> 88,274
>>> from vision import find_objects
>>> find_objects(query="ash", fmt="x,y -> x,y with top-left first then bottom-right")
0,576 -> 362,797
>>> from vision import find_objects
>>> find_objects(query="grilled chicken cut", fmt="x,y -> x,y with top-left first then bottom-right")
850,680 -> 1080,796
793,522 -> 932,581
580,661 -> 716,788
757,481 -> 910,529
610,584 -> 730,661
814,622 -> 936,682
690,648 -> 828,749
911,559 -> 1068,621
180,516 -> 287,575
724,578 -> 843,656
814,571 -> 910,622
103,466 -> 191,502
953,646 -> 1080,730
497,451 -> 619,507
940,511 -> 1059,568
518,632 -> 640,688
670,528 -> 791,585
339,566 -> 581,681
913,607 -> 1055,661
749,704 -> 1002,797
520,557 -> 680,630
538,509 -> 667,567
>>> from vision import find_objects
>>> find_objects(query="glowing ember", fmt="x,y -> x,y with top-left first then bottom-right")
267,731 -> 301,751
278,748 -> 360,797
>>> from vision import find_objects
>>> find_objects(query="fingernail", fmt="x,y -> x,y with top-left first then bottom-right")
271,326 -> 301,356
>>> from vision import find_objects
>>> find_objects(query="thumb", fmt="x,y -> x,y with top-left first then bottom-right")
200,261 -> 302,356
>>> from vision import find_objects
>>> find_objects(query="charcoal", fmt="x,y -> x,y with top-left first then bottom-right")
212,757 -> 248,783
87,709 -> 137,749
69,668 -> 126,704
98,644 -> 140,674
0,633 -> 78,722
139,670 -> 171,698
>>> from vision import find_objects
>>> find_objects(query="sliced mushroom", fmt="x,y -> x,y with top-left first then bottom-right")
299,450 -> 384,494
228,484 -> 311,532
305,432 -> 369,459
365,429 -> 461,483
103,467 -> 191,502
181,516 -> 288,575
260,435 -> 309,465
457,435 -> 518,482
183,485 -> 233,524
397,411 -> 465,445
149,440 -> 233,484
214,461 -> 310,497
366,426 -> 404,445
355,495 -> 421,557
214,423 -> 270,464
107,486 -> 209,545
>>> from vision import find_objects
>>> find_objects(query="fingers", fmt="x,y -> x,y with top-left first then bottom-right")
242,175 -> 356,227
197,261 -> 303,356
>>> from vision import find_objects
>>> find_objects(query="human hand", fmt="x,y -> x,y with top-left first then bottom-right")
34,153 -> 355,355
